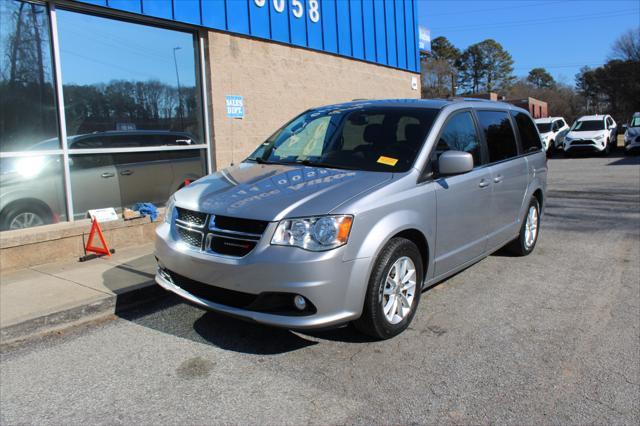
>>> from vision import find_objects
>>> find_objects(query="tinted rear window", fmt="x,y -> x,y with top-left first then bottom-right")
477,111 -> 518,162
513,112 -> 542,154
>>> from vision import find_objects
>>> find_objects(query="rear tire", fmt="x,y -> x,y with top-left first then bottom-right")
354,237 -> 423,340
506,197 -> 540,256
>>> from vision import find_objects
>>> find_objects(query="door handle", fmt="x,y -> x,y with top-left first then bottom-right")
493,175 -> 503,183
478,179 -> 490,188
101,172 -> 115,178
120,169 -> 133,176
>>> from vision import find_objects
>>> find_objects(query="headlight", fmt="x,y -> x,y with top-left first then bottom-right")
271,215 -> 353,251
594,134 -> 605,140
164,195 -> 175,223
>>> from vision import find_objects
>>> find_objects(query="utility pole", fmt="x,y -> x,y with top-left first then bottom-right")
173,46 -> 184,129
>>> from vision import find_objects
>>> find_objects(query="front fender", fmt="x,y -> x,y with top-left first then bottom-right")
342,184 -> 436,282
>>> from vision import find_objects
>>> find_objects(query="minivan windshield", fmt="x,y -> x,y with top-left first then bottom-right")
630,116 -> 640,127
246,106 -> 440,172
571,120 -> 604,131
536,123 -> 552,133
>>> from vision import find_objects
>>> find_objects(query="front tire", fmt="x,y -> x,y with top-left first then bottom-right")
354,237 -> 423,340
507,197 -> 540,256
0,203 -> 51,231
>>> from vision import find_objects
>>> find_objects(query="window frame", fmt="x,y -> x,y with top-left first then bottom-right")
0,0 -> 213,229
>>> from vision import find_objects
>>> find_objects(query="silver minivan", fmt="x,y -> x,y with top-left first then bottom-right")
155,99 -> 547,339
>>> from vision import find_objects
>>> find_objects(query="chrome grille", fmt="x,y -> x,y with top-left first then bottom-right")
206,216 -> 268,257
176,207 -> 207,227
174,207 -> 207,249
177,226 -> 204,248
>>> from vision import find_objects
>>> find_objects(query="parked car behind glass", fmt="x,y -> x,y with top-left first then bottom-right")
155,99 -> 547,339
0,131 -> 204,230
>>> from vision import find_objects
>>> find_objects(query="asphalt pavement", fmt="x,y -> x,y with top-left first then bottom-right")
1,151 -> 639,425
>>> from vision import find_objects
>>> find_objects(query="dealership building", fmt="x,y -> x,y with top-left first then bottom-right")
0,0 -> 421,269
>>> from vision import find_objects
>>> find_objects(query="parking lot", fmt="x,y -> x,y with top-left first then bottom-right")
1,152 -> 638,425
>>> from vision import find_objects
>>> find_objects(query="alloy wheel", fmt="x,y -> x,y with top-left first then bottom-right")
9,212 -> 44,230
381,256 -> 417,324
524,205 -> 539,249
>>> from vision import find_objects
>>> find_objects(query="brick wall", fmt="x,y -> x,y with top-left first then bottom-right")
206,31 -> 421,170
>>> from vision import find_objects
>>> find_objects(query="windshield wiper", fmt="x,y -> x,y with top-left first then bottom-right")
291,159 -> 358,171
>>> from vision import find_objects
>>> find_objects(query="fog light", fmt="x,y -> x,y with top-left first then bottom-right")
293,295 -> 307,311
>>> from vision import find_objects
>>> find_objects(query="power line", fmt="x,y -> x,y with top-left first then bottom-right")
513,62 -> 605,70
426,0 -> 564,17
430,8 -> 638,32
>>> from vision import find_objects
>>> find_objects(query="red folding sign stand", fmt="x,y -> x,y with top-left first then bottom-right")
79,218 -> 115,262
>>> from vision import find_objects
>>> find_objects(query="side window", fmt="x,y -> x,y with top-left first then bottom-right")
435,111 -> 482,167
477,110 -> 518,162
558,119 -> 566,128
511,111 -> 543,154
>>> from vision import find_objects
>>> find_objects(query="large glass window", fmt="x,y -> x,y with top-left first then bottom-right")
477,111 -> 518,163
0,1 -> 66,231
57,10 -> 203,144
0,2 -> 209,231
56,9 -> 207,218
0,0 -> 59,152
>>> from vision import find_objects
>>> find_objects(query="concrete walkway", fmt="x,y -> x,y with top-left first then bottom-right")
0,243 -> 161,344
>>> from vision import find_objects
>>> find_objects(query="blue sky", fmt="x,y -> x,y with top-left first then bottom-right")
418,0 -> 640,85
57,9 -> 197,87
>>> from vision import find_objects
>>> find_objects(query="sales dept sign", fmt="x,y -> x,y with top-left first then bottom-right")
226,95 -> 244,119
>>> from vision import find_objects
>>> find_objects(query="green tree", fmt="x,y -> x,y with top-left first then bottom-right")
527,68 -> 555,89
458,39 -> 514,93
422,36 -> 461,98
478,39 -> 515,92
610,27 -> 640,62
458,43 -> 485,93
430,36 -> 461,67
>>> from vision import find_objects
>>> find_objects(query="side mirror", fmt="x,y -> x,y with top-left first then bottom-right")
438,150 -> 474,176
622,124 -> 628,131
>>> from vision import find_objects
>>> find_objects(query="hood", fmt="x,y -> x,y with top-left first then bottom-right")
173,162 -> 393,221
539,131 -> 553,138
567,129 -> 606,139
625,127 -> 640,137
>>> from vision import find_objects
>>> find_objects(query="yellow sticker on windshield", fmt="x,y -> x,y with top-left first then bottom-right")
377,156 -> 398,166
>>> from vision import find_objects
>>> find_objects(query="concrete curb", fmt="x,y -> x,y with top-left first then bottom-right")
0,281 -> 166,347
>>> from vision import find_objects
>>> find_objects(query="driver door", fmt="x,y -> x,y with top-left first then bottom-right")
433,111 -> 491,277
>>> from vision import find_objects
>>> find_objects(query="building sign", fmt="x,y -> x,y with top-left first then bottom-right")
418,26 -> 431,52
254,0 -> 320,22
225,95 -> 244,119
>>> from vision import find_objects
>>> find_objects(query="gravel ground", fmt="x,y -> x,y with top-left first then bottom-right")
1,151 -> 639,425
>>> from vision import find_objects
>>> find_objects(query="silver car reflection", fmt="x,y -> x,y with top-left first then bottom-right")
0,131 -> 204,230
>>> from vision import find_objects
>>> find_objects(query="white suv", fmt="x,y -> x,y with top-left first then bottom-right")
564,115 -> 617,155
535,117 -> 569,153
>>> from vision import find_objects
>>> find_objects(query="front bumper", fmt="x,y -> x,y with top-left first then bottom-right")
154,222 -> 371,329
564,140 -> 606,152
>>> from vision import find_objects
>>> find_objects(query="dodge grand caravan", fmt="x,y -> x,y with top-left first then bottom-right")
155,99 -> 547,339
